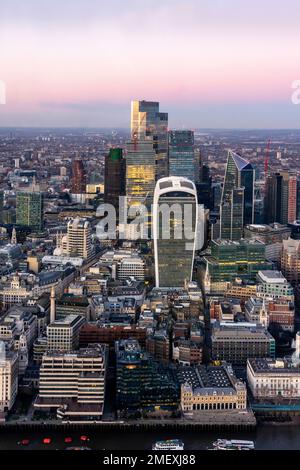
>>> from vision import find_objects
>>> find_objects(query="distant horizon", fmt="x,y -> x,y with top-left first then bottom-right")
1,126 -> 300,132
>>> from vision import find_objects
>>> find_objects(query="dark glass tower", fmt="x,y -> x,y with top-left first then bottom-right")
264,171 -> 289,224
220,151 -> 254,240
195,164 -> 214,210
71,156 -> 86,193
168,130 -> 195,182
104,148 -> 126,213
16,191 -> 43,232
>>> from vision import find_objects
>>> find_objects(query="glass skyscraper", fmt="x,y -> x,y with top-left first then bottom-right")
16,191 -> 43,232
125,140 -> 156,207
153,176 -> 198,288
104,148 -> 126,215
131,100 -> 168,180
220,151 -> 254,240
168,130 -> 195,182
264,171 -> 290,224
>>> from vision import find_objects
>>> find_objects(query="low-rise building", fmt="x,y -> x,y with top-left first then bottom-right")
34,344 -> 107,422
203,239 -> 272,294
257,270 -> 294,301
0,349 -> 18,417
211,322 -> 275,365
224,279 -> 257,302
244,223 -> 290,262
173,339 -> 203,365
117,257 -> 145,281
146,331 -> 170,364
247,358 -> 300,400
179,363 -> 247,412
47,314 -> 86,352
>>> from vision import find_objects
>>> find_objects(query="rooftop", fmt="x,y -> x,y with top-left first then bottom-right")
48,314 -> 85,328
258,270 -> 287,283
229,150 -> 253,171
248,358 -> 300,374
177,364 -> 236,393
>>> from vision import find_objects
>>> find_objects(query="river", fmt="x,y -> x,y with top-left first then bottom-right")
0,424 -> 299,450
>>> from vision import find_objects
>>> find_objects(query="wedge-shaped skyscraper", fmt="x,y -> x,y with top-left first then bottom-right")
220,151 -> 254,240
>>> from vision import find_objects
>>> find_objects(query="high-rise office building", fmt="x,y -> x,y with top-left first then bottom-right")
131,100 -> 168,179
66,218 -> 92,259
104,148 -> 126,214
153,176 -> 199,288
220,151 -> 254,240
244,223 -> 290,262
264,171 -> 290,224
125,140 -> 156,207
288,175 -> 297,223
211,322 -> 275,365
195,164 -> 214,210
220,188 -> 244,240
16,191 -> 43,232
71,156 -> 86,194
168,130 -> 195,182
256,270 -> 294,300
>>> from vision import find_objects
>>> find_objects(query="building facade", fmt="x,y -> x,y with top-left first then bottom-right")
16,192 -> 43,232
47,314 -> 86,352
168,130 -> 195,182
211,322 -> 275,365
220,151 -> 254,240
153,176 -> 199,288
116,339 -> 179,415
125,140 -> 156,207
34,344 -> 107,422
66,218 -> 92,259
104,148 -> 126,214
131,100 -> 168,180
178,364 -> 247,412
71,156 -> 86,194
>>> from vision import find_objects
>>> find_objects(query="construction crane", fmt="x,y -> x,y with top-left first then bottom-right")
264,139 -> 271,179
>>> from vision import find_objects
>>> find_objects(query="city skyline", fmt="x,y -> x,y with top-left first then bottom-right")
1,0 -> 300,128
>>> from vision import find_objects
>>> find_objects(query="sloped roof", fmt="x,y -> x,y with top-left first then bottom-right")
229,151 -> 253,171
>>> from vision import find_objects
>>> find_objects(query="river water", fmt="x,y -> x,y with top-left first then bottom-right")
0,425 -> 299,450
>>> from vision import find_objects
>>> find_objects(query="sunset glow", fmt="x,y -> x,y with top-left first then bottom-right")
1,0 -> 300,127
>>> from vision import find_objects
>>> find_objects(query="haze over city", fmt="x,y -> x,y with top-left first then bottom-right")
1,0 -> 300,128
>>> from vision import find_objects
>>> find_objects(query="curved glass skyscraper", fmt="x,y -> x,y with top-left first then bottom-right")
153,176 -> 199,288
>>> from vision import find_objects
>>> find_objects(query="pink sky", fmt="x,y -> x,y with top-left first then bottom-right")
0,0 -> 300,127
